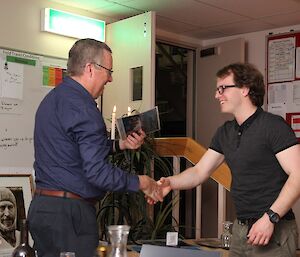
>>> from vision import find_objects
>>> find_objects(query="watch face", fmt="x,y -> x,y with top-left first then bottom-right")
271,213 -> 280,223
268,210 -> 280,223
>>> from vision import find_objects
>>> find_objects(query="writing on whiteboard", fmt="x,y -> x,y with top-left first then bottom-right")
0,136 -> 33,150
0,99 -> 20,111
0,98 -> 22,114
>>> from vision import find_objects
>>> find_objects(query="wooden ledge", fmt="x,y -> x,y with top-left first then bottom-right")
153,137 -> 231,191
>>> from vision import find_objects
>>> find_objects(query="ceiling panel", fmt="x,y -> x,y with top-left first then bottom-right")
151,1 -> 249,27
156,16 -> 200,34
50,0 -> 114,10
261,11 -> 300,27
119,0 -> 189,12
47,0 -> 300,41
211,19 -> 276,36
182,28 -> 227,39
93,5 -> 140,19
196,0 -> 300,18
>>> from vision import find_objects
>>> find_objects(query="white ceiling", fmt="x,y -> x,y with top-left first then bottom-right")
50,0 -> 300,40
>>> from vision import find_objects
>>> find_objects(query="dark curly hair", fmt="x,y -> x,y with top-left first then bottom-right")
216,63 -> 265,107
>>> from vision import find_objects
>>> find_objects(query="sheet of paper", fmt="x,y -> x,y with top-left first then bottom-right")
268,82 -> 288,104
295,47 -> 300,78
267,83 -> 288,118
268,37 -> 295,83
0,60 -> 24,100
293,81 -> 300,104
285,81 -> 300,113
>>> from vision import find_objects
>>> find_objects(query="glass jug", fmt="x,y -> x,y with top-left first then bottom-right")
220,221 -> 233,249
108,225 -> 130,257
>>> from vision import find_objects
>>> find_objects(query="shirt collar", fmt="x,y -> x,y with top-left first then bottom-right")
234,107 -> 263,131
63,76 -> 96,105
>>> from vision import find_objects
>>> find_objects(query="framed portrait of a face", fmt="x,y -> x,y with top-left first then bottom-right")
0,174 -> 33,254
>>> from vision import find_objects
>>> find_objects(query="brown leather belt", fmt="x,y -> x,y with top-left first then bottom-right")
35,188 -> 97,205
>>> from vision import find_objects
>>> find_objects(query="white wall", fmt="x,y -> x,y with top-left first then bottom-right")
201,23 -> 300,75
157,23 -> 300,75
0,0 -> 115,173
103,12 -> 156,126
0,1 -> 156,171
0,0 -> 115,58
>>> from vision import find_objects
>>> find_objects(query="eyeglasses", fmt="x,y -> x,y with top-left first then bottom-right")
216,85 -> 236,95
93,63 -> 113,75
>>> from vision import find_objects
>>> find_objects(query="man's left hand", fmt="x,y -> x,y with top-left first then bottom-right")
247,213 -> 275,246
119,129 -> 146,150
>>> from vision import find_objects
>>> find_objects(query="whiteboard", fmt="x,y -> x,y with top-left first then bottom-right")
0,48 -> 67,167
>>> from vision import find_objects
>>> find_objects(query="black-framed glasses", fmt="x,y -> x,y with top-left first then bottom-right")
93,63 -> 113,75
216,85 -> 236,95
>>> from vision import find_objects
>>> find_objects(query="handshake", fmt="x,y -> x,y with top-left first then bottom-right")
138,175 -> 171,205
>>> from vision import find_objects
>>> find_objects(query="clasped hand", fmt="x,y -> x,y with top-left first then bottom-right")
142,177 -> 172,205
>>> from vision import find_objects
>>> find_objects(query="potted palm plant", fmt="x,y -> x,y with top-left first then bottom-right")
96,135 -> 177,243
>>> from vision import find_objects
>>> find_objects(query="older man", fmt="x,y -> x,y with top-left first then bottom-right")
28,38 -> 162,257
0,187 -> 19,249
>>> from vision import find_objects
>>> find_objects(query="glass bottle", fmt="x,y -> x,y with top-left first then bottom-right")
12,219 -> 35,257
108,225 -> 130,257
220,221 -> 233,249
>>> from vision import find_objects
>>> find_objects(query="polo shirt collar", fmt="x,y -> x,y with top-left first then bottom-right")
234,107 -> 263,131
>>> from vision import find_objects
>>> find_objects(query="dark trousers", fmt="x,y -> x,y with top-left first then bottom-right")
28,195 -> 99,257
229,219 -> 298,257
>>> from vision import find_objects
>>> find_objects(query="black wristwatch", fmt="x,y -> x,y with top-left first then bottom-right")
266,209 -> 280,224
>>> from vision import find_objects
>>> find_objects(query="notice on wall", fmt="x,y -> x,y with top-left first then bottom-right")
41,57 -> 67,87
0,60 -> 24,100
268,81 -> 300,118
286,112 -> 300,140
0,50 -> 41,115
267,82 -> 288,118
268,37 -> 295,83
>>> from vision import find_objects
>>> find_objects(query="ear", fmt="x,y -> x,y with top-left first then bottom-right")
241,87 -> 250,97
84,63 -> 94,79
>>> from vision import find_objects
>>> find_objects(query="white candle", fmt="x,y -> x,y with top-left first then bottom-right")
111,105 -> 116,140
127,106 -> 131,116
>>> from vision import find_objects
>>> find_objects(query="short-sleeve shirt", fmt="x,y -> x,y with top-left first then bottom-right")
209,107 -> 298,219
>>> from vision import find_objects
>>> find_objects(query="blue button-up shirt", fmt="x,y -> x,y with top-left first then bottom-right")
34,77 -> 139,199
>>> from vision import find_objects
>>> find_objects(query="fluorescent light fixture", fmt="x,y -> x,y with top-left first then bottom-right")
41,8 -> 105,42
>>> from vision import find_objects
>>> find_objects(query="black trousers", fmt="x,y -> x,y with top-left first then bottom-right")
28,195 -> 98,257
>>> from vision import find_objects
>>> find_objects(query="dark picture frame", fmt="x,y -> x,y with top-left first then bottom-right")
0,174 -> 33,253
131,66 -> 143,101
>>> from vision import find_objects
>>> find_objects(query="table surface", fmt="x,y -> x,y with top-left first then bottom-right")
127,239 -> 300,257
127,239 -> 229,257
